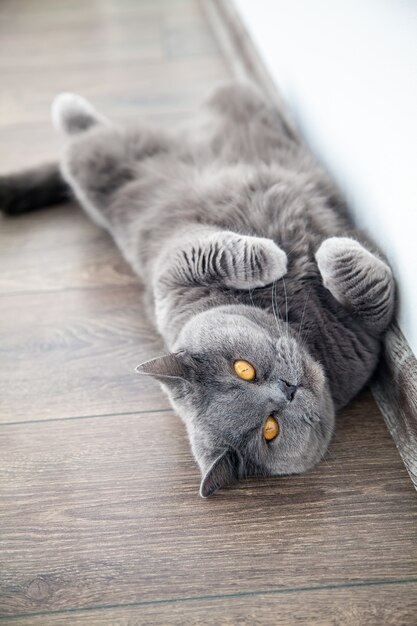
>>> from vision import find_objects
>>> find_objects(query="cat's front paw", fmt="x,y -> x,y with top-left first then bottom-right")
223,235 -> 288,290
315,237 -> 394,329
315,237 -> 359,298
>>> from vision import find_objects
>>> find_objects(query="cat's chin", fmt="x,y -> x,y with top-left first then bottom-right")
267,421 -> 334,477
187,402 -> 335,492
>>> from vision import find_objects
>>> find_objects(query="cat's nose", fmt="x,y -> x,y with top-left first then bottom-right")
264,381 -> 297,409
277,379 -> 297,402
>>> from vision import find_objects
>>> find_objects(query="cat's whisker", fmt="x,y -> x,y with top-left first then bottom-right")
319,455 -> 333,468
275,284 -> 285,332
274,279 -> 285,332
281,276 -> 289,336
297,286 -> 312,343
248,286 -> 256,309
283,240 -> 299,260
271,281 -> 281,335
274,280 -> 285,334
319,423 -> 342,449
298,314 -> 312,349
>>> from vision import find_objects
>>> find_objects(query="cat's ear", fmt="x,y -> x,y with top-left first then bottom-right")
135,351 -> 194,382
200,448 -> 241,498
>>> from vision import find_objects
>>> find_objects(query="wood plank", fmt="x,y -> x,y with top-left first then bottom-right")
7,582 -> 417,625
0,56 -> 229,126
1,393 -> 417,616
0,0 -> 202,20
373,323 -> 417,490
0,109 -> 201,171
0,205 -> 138,293
0,13 -> 164,68
0,0 -> 230,169
0,285 -> 169,423
0,2 -> 218,67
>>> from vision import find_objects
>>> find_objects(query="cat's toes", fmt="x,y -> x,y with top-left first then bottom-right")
315,237 -> 360,290
315,237 -> 368,298
316,236 -> 387,281
253,237 -> 288,286
224,235 -> 287,290
315,236 -> 392,308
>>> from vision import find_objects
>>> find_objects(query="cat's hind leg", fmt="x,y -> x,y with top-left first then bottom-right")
0,95 -> 109,218
52,93 -> 172,228
52,93 -> 161,228
206,82 -> 298,142
52,93 -> 125,227
315,237 -> 395,332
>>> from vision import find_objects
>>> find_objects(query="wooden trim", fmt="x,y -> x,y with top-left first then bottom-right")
372,324 -> 417,489
202,0 -> 298,136
203,0 -> 273,86
203,0 -> 417,491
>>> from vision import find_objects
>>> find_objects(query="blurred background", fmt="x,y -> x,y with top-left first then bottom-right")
0,0 -> 231,170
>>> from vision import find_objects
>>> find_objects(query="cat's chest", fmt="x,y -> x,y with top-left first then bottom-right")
239,280 -> 379,410
296,293 -> 380,410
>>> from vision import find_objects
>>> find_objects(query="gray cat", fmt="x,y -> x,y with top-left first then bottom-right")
0,83 -> 395,497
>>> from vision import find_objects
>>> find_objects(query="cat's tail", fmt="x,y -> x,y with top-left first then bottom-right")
1,93 -> 106,215
0,163 -> 69,215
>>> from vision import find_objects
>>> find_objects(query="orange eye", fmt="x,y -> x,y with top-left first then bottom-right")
263,416 -> 279,441
233,360 -> 256,381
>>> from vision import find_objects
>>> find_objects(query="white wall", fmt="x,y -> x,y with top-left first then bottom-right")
234,0 -> 417,355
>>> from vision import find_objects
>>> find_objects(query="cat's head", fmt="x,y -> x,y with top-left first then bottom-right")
136,305 -> 334,497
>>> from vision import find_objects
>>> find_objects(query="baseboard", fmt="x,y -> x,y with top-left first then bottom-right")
203,0 -> 276,92
372,325 -> 417,489
204,0 -> 417,491
202,0 -> 298,136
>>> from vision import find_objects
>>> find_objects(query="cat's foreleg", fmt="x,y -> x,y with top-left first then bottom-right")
315,237 -> 395,331
158,227 -> 288,291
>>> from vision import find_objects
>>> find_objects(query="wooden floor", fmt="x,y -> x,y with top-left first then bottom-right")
1,1 -> 417,624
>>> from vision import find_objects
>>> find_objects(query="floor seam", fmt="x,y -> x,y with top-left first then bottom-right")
2,577 -> 417,620
0,282 -> 140,298
0,407 -> 172,427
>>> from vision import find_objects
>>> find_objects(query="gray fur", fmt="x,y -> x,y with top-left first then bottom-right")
2,83 -> 395,496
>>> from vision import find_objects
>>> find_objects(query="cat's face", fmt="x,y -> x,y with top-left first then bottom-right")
137,306 -> 334,497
